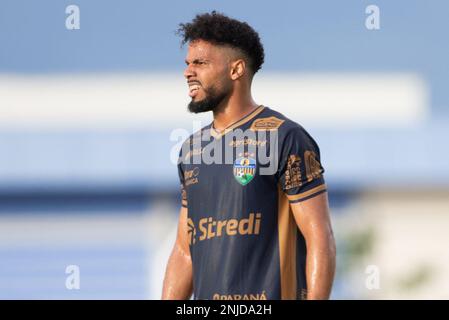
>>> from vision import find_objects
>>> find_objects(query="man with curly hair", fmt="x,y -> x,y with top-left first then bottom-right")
162,11 -> 336,300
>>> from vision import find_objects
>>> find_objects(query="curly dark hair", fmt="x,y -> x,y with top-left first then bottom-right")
177,11 -> 265,75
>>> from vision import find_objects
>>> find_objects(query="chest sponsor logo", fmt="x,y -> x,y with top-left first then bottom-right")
188,213 -> 261,245
233,156 -> 256,186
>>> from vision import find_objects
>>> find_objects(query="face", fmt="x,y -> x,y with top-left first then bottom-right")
184,40 -> 233,114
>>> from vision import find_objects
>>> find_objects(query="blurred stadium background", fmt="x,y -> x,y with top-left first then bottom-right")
1,0 -> 448,299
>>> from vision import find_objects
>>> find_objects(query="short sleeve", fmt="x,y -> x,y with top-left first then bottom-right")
178,152 -> 188,208
278,126 -> 327,203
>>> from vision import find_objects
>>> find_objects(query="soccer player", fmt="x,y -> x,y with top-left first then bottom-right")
162,11 -> 336,300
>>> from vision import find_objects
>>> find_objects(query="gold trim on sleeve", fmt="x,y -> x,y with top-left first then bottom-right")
285,184 -> 327,202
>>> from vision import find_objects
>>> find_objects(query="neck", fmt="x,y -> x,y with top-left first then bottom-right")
212,89 -> 259,132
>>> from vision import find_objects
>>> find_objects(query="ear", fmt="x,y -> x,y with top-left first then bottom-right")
230,59 -> 246,80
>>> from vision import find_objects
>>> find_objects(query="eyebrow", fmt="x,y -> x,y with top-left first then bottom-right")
185,58 -> 208,65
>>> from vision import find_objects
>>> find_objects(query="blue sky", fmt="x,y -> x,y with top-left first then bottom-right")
1,0 -> 448,112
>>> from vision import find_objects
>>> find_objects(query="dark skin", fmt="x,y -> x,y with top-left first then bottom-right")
291,192 -> 336,299
161,206 -> 193,299
183,39 -> 259,131
162,39 -> 336,300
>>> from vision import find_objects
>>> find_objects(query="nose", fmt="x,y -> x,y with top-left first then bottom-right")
184,64 -> 195,79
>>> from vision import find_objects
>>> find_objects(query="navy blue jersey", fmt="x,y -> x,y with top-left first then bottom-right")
177,105 -> 326,300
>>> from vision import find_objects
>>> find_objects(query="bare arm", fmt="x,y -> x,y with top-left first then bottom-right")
290,191 -> 336,300
161,206 -> 193,299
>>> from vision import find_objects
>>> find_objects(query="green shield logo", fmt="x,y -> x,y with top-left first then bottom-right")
233,157 -> 256,186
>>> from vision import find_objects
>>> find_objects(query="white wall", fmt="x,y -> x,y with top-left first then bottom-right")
0,73 -> 428,129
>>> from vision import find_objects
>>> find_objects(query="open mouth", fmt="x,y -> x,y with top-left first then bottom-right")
188,82 -> 201,98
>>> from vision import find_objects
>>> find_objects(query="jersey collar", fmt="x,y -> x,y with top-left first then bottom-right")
210,105 -> 266,139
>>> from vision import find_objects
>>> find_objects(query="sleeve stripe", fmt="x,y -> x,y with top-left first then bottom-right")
285,184 -> 327,201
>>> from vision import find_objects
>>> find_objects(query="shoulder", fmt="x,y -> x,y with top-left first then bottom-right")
258,106 -> 319,147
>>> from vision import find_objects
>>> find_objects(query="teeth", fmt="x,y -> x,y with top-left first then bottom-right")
189,85 -> 200,91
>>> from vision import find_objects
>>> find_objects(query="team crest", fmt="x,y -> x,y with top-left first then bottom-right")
233,156 -> 256,186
